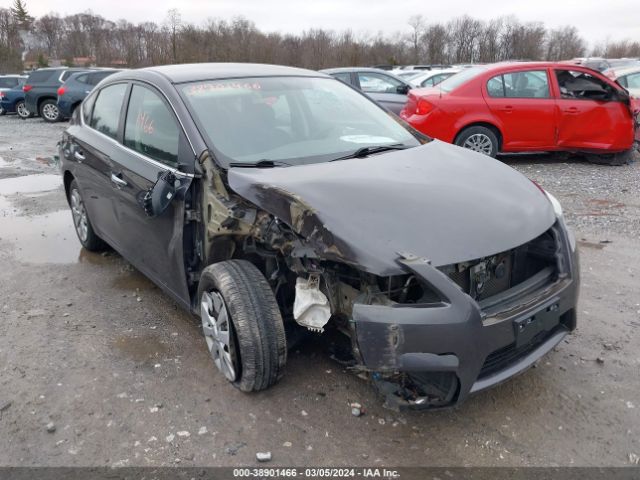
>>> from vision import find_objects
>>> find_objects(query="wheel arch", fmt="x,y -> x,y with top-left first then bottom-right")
36,95 -> 57,113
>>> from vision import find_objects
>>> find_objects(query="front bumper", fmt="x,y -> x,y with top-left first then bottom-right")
353,223 -> 579,410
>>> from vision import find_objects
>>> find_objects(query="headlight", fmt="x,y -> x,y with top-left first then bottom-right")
545,191 -> 563,219
545,191 -> 576,251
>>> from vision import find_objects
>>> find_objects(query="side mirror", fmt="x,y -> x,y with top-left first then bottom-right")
397,84 -> 410,95
143,170 -> 177,217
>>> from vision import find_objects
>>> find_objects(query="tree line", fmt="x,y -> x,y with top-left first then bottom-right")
1,2 -> 640,73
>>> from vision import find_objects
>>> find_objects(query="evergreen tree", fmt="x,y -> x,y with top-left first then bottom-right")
11,0 -> 34,30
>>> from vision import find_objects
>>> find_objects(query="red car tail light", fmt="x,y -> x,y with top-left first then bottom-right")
57,86 -> 66,96
416,98 -> 434,116
23,84 -> 32,92
0,92 -> 5,98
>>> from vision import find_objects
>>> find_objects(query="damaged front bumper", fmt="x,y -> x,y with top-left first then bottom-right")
352,224 -> 579,410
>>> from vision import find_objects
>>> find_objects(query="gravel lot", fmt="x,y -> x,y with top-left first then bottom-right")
0,115 -> 639,467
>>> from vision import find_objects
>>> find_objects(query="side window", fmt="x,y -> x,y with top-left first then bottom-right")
503,71 -> 550,98
89,83 -> 127,139
124,85 -> 179,166
83,91 -> 98,124
331,72 -> 352,85
625,73 -> 640,89
357,72 -> 402,93
555,69 -> 613,100
487,75 -> 505,97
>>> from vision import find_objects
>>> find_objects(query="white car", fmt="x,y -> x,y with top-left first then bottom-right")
408,68 -> 463,88
604,65 -> 640,98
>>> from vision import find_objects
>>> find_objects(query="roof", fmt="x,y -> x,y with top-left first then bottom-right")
138,63 -> 328,83
321,67 -> 390,74
607,65 -> 640,78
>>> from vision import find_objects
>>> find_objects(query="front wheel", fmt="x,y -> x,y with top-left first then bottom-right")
197,260 -> 287,392
455,126 -> 499,158
16,101 -> 32,119
39,99 -> 61,123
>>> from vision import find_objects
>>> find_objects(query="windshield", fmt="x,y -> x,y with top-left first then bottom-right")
180,76 -> 421,167
438,66 -> 486,92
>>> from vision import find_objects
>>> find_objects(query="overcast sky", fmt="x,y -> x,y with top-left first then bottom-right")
22,0 -> 640,47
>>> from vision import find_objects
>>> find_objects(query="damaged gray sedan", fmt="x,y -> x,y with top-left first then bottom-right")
59,63 -> 579,409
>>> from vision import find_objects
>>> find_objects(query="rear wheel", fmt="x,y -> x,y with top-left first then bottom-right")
40,99 -> 61,123
197,260 -> 287,392
585,149 -> 636,166
16,101 -> 31,119
455,126 -> 499,157
0,106 -> 5,116
69,179 -> 107,251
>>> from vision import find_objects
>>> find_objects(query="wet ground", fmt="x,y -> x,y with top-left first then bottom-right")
0,116 -> 639,467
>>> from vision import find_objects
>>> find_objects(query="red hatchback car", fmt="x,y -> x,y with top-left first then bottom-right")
400,62 -> 640,165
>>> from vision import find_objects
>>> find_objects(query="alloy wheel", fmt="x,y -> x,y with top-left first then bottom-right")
17,102 -> 29,118
463,133 -> 494,155
42,103 -> 59,121
70,189 -> 89,242
201,291 -> 237,382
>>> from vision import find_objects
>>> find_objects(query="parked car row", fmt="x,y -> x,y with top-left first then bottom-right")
323,62 -> 640,165
0,67 -> 119,121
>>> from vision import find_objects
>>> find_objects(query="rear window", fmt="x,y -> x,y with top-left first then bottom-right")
75,74 -> 89,84
27,70 -> 56,83
0,77 -> 19,88
88,71 -> 117,86
438,66 -> 485,93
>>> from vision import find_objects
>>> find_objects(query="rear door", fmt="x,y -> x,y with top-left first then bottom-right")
67,82 -> 129,250
553,68 -> 635,151
483,69 -> 556,150
110,82 -> 193,303
355,71 -> 408,114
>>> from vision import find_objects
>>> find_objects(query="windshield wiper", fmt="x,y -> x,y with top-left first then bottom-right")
228,159 -> 292,168
329,144 -> 409,162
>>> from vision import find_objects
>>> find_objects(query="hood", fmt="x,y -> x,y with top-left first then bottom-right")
228,140 -> 556,276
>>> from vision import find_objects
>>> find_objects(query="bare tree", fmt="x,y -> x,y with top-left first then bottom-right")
165,8 -> 181,63
407,14 -> 425,63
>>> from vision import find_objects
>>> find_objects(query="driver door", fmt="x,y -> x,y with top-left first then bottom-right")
553,68 -> 635,151
356,71 -> 408,114
109,83 -> 194,306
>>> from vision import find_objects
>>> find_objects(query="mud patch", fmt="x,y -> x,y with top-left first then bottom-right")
0,173 -> 62,195
0,209 -> 81,263
112,270 -> 157,291
112,334 -> 170,363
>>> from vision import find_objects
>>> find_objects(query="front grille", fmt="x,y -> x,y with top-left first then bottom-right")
478,325 -> 562,379
439,228 -> 558,303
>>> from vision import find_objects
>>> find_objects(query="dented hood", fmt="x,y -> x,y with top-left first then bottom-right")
228,140 -> 556,276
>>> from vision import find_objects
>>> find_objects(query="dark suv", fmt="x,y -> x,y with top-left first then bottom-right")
57,70 -> 120,118
24,68 -> 93,122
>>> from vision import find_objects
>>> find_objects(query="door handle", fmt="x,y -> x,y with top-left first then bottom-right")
110,172 -> 127,188
563,107 -> 580,114
74,150 -> 85,162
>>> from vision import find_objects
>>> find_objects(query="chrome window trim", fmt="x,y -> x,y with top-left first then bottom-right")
80,81 -> 195,178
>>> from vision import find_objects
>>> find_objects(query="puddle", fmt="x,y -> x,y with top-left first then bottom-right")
112,334 -> 169,363
0,174 -> 62,195
0,209 -> 82,263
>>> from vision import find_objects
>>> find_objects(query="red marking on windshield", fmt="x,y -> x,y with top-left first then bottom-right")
136,112 -> 154,134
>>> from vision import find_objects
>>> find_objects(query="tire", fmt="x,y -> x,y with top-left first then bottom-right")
585,149 -> 636,166
455,126 -> 499,158
0,106 -> 5,116
69,179 -> 107,251
197,260 -> 287,392
39,99 -> 61,123
16,101 -> 32,119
